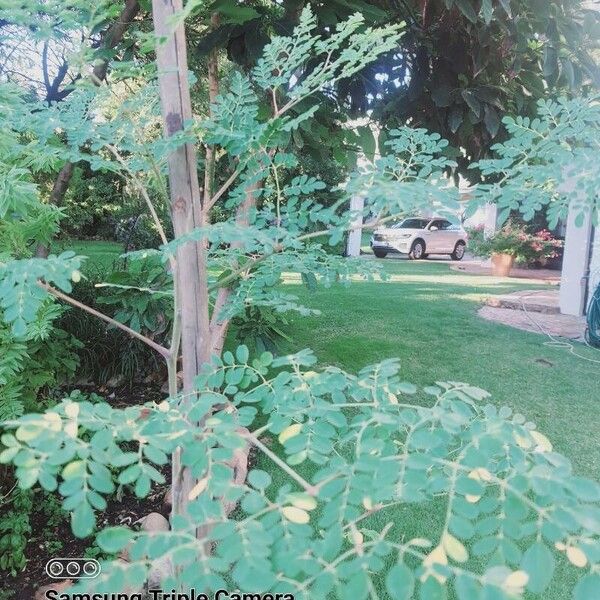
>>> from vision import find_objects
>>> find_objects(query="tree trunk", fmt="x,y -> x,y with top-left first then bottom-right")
151,0 -> 211,518
203,12 -> 220,208
92,0 -> 140,83
209,179 -> 260,354
36,161 -> 75,257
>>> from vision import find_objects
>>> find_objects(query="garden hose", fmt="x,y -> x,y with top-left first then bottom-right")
586,280 -> 600,348
518,291 -> 600,364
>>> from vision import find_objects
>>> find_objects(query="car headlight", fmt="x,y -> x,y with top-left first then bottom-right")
398,233 -> 412,239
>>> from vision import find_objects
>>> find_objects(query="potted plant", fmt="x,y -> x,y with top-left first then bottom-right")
467,222 -> 563,276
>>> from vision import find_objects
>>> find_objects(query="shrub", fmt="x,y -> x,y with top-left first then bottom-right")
232,304 -> 292,355
468,221 -> 563,266
58,266 -> 166,384
0,488 -> 32,576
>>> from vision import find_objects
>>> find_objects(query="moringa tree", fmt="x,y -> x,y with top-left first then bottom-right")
1,4 -> 600,600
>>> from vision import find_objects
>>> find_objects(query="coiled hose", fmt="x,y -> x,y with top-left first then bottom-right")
586,280 -> 600,348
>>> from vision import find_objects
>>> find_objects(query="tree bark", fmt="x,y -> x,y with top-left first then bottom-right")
151,0 -> 211,518
35,161 -> 76,257
203,12 -> 220,208
92,0 -> 140,83
208,2 -> 307,351
209,179 -> 260,354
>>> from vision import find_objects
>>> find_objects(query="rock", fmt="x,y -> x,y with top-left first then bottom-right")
147,555 -> 174,589
140,512 -> 170,533
35,580 -> 72,600
133,515 -> 174,588
106,374 -> 125,388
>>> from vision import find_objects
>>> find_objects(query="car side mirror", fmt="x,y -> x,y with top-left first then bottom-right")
429,226 -> 438,231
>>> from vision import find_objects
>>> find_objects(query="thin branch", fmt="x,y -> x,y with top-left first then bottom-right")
203,167 -> 242,214
41,40 -> 51,91
207,249 -> 278,292
39,282 -> 171,359
242,430 -> 318,495
207,214 -> 395,293
105,144 -> 171,252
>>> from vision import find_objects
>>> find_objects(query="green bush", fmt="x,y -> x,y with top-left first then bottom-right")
58,266 -> 166,384
232,304 -> 292,355
0,489 -> 32,576
467,221 -> 563,266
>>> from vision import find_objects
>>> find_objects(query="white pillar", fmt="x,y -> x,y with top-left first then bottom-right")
559,206 -> 593,316
483,203 -> 497,238
346,194 -> 364,257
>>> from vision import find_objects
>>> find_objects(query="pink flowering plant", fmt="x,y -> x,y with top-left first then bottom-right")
468,222 -> 563,266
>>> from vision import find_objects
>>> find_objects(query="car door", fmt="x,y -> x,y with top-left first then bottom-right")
425,219 -> 445,252
436,219 -> 457,252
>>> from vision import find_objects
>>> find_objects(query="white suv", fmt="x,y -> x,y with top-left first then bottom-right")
370,217 -> 467,260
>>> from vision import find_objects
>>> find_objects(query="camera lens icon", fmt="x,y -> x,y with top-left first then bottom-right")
46,558 -> 101,579
82,560 -> 100,577
47,560 -> 64,578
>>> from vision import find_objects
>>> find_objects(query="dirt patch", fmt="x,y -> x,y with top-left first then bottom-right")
483,289 -> 561,314
2,384 -> 170,600
4,470 -> 171,599
450,261 -> 561,283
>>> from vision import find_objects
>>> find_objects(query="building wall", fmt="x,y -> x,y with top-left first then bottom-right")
588,227 -> 600,302
559,208 -> 594,316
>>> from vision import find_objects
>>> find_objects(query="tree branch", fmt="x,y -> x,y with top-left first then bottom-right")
105,144 -> 170,249
92,0 -> 140,82
39,282 -> 171,359
203,166 -> 242,214
242,429 -> 318,495
202,11 -> 220,212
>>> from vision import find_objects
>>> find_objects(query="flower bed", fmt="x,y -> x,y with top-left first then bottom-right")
468,222 -> 563,268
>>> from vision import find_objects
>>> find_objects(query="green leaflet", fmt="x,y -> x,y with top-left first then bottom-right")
0,253 -> 83,336
3,353 -> 600,598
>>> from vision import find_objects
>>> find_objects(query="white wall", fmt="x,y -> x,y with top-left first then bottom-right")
346,194 -> 365,257
588,227 -> 600,300
559,208 -> 593,316
462,202 -> 497,236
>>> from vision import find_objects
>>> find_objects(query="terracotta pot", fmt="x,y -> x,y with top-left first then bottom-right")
491,253 -> 515,277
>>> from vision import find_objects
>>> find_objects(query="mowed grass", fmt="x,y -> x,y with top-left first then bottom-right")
51,239 -> 124,274
263,257 -> 600,599
280,258 -> 599,477
68,240 -> 600,598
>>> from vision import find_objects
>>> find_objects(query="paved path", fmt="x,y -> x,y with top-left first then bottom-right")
450,260 -> 561,283
483,289 -> 561,314
479,289 -> 586,340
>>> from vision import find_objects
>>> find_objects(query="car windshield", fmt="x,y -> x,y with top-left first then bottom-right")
393,218 -> 429,230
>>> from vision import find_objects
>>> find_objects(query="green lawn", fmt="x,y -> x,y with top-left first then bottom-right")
66,240 -> 600,598
267,257 -> 599,600
51,239 -> 123,274
280,258 -> 599,478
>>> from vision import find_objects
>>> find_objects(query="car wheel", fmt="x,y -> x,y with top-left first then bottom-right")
373,249 -> 387,258
409,240 -> 425,260
451,241 -> 466,261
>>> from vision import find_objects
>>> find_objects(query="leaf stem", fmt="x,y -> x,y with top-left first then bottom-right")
243,430 -> 317,495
